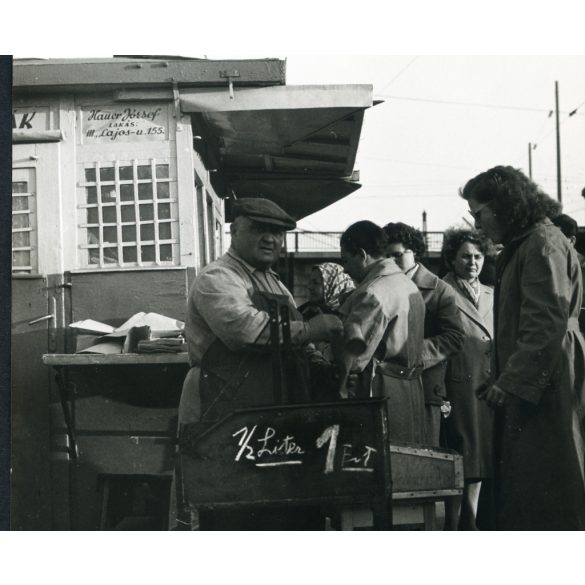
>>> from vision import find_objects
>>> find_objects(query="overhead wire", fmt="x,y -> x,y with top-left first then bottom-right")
377,56 -> 419,93
374,94 -> 585,116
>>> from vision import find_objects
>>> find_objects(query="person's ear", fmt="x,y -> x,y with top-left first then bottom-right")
570,235 -> 577,247
358,248 -> 368,262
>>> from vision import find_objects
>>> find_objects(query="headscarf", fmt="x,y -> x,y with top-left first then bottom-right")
313,262 -> 355,311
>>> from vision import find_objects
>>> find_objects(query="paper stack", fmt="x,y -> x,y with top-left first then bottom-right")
69,312 -> 185,354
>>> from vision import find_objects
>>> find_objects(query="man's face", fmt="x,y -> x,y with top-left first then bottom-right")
231,217 -> 284,269
386,242 -> 416,272
340,245 -> 367,283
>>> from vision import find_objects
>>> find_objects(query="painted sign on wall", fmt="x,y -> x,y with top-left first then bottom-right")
82,105 -> 169,143
13,107 -> 50,131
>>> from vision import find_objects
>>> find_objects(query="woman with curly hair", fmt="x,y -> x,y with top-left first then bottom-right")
384,222 -> 465,447
462,165 -> 585,530
441,228 -> 494,530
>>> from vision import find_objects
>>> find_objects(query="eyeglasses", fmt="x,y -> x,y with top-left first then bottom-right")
468,201 -> 491,221
388,249 -> 413,259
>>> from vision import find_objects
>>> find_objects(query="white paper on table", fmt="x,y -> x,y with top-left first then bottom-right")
106,312 -> 184,337
69,319 -> 115,335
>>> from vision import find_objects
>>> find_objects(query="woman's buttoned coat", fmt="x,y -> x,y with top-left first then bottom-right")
492,219 -> 585,530
442,272 -> 494,480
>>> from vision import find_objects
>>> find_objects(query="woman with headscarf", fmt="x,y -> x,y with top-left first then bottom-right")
462,165 -> 585,530
299,262 -> 355,320
441,227 -> 494,530
298,263 -> 355,402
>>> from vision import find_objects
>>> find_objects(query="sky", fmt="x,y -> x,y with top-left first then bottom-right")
281,55 -> 585,233
11,53 -> 584,235
6,5 -> 585,239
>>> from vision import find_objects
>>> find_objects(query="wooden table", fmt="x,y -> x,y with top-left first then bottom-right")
43,352 -> 190,529
43,352 -> 190,366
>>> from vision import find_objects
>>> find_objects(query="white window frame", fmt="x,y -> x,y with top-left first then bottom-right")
77,158 -> 179,269
11,168 -> 38,274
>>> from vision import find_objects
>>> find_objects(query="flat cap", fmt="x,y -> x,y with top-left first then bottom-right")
233,197 -> 296,231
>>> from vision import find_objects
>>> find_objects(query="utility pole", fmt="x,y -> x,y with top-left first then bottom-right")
528,142 -> 533,178
422,210 -> 428,253
555,81 -> 562,203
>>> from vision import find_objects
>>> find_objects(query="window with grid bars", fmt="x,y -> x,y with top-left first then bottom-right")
12,169 -> 37,274
80,160 -> 178,268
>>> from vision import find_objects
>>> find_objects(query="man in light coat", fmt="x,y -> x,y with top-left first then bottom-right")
338,221 -> 426,443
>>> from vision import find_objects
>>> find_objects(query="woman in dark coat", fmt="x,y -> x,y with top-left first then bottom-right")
462,165 -> 585,530
441,228 -> 494,530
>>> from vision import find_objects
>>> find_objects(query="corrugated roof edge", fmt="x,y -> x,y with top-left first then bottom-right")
13,57 -> 287,90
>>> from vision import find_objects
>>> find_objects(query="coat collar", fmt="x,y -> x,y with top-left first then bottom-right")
496,219 -> 551,280
226,249 -> 279,277
443,272 -> 493,336
411,263 -> 438,290
507,218 -> 551,245
360,257 -> 403,286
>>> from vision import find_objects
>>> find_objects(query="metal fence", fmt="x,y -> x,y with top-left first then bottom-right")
224,230 -> 444,254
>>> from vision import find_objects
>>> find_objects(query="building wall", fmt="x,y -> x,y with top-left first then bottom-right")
11,88 -> 224,529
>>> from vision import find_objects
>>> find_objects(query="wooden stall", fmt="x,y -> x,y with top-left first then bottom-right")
11,56 -> 373,529
180,401 -> 463,530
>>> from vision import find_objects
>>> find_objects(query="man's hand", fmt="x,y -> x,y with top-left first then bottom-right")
305,314 -> 344,342
477,383 -> 508,408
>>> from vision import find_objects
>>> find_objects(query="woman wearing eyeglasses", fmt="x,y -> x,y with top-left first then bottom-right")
383,222 -> 465,448
462,165 -> 585,530
441,228 -> 494,530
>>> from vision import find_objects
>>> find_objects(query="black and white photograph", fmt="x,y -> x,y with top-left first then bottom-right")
2,3 -> 585,583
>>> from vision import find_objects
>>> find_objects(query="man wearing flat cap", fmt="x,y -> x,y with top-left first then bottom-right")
177,197 -> 343,529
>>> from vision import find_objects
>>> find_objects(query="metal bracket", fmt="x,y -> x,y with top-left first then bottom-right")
219,69 -> 240,99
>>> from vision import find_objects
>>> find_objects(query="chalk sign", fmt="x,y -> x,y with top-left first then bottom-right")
232,423 -> 378,474
180,399 -> 392,511
81,105 -> 169,143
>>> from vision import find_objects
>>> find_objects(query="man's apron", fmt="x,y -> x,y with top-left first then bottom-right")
197,283 -> 311,422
